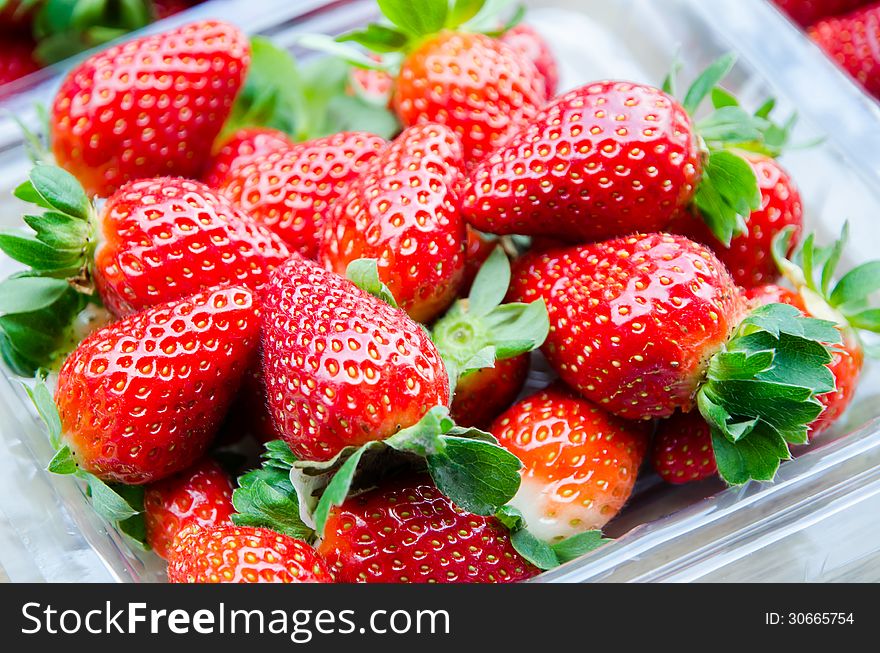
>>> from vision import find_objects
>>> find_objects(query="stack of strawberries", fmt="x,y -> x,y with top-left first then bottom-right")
0,0 -> 876,584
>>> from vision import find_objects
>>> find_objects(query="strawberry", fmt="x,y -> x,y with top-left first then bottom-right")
669,152 -> 803,288
50,20 -> 249,197
0,167 -> 290,375
201,127 -> 294,190
651,411 -> 718,485
492,384 -> 649,541
0,38 -> 39,93
317,474 -> 538,583
462,55 -> 769,244
774,0 -> 873,26
216,131 -> 387,259
431,246 -> 548,429
260,257 -> 450,462
451,355 -> 530,429
745,282 -> 805,310
335,0 -> 547,165
168,525 -> 333,583
320,124 -> 466,322
152,0 -> 193,19
0,0 -> 37,29
500,24 -> 559,98
509,232 -> 840,485
348,56 -> 394,107
810,6 -> 880,97
144,458 -> 235,559
51,286 -> 260,484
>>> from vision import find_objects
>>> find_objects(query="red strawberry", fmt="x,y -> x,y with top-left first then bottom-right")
260,257 -> 450,462
669,153 -> 803,288
168,525 -> 333,583
0,0 -> 36,29
53,286 -> 260,484
317,474 -> 538,583
509,234 -> 748,420
500,24 -> 559,98
51,20 -> 249,197
144,458 -> 234,559
216,131 -> 386,259
451,354 -> 529,430
0,38 -> 39,94
492,384 -> 650,541
320,124 -> 466,322
462,81 -> 701,241
348,57 -> 394,106
152,0 -> 194,19
395,31 -> 546,164
810,6 -> 880,97
93,177 -> 290,317
508,233 -> 838,485
774,0 -> 873,26
651,411 -> 717,485
745,282 -> 805,310
201,127 -> 294,189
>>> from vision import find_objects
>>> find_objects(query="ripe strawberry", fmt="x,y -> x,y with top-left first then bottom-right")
348,57 -> 394,106
216,131 -> 386,259
53,286 -> 260,484
810,6 -> 880,97
144,458 -> 234,559
0,38 -> 39,93
451,354 -> 530,429
201,127 -> 294,190
745,282 -> 805,311
260,257 -> 450,462
669,153 -> 803,288
492,384 -> 649,541
320,124 -> 466,322
774,0 -> 872,26
509,232 -> 839,485
168,525 -> 333,583
317,474 -> 538,583
51,20 -> 249,197
93,177 -> 290,317
462,57 -> 766,244
651,411 -> 718,485
337,1 -> 547,165
500,24 -> 559,98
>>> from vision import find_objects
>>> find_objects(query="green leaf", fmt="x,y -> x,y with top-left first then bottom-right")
845,309 -> 880,332
821,222 -> 848,297
830,261 -> 880,309
711,427 -> 789,485
346,258 -> 398,308
14,181 -> 53,209
661,52 -> 683,96
460,345 -> 497,376
0,276 -> 70,314
378,0 -> 448,36
24,373 -> 62,448
468,246 -> 510,316
551,530 -> 610,564
0,232 -> 80,270
697,106 -> 766,143
337,24 -> 409,52
483,299 -> 550,358
29,164 -> 91,220
448,0 -> 486,27
385,405 -> 453,457
693,149 -> 760,246
711,86 -> 739,108
297,34 -> 390,71
682,53 -> 736,115
426,436 -> 521,516
511,528 -> 559,570
86,474 -> 140,522
23,212 -> 89,251
312,445 -> 371,534
47,445 -> 77,474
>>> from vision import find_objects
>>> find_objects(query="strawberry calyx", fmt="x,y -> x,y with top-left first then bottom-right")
27,371 -> 149,548
431,246 -> 549,388
697,302 -> 841,485
230,440 -> 316,543
222,36 -> 400,144
288,405 -> 523,536
33,0 -> 154,65
494,504 -> 610,571
773,224 -> 880,350
344,258 -> 398,309
0,164 -> 100,376
665,54 -> 766,247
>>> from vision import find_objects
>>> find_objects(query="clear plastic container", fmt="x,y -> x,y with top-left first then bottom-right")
2,0 -> 880,582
